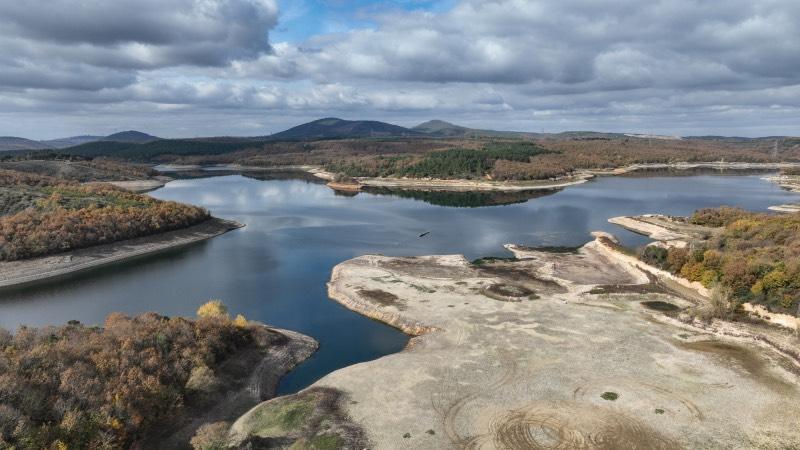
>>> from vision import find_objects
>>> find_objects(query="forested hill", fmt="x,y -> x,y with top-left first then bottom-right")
267,117 -> 423,140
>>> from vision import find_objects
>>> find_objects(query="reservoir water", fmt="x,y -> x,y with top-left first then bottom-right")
0,171 -> 798,393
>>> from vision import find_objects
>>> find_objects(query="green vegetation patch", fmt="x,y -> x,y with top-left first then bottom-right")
394,143 -> 552,180
234,388 -> 367,450
471,256 -> 517,266
326,141 -> 554,180
248,397 -> 315,437
601,391 -> 619,401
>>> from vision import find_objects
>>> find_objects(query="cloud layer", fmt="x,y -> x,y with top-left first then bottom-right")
1,0 -> 798,138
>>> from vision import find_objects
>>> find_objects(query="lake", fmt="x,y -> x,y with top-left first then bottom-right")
0,171 -> 797,394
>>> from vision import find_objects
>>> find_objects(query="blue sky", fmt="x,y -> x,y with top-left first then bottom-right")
273,0 -> 456,42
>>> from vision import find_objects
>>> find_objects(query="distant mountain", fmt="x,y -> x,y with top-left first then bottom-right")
0,130 -> 161,152
269,118 -> 421,140
0,137 -> 53,152
413,120 -> 540,138
102,130 -> 161,143
413,120 -> 472,137
43,135 -> 105,149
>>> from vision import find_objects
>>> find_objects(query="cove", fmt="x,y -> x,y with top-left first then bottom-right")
0,172 -> 797,394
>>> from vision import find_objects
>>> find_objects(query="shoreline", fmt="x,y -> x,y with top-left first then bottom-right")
229,237 -> 800,448
0,217 -> 243,289
144,161 -> 800,194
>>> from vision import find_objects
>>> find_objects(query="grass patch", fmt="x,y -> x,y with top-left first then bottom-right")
248,398 -> 314,437
471,256 -> 516,266
641,301 -> 681,313
601,391 -> 619,401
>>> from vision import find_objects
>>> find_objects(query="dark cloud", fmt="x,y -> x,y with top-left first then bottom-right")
0,0 -> 798,138
0,0 -> 278,67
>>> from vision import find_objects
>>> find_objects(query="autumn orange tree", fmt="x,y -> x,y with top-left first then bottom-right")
0,169 -> 210,261
0,304 -> 257,449
639,207 -> 800,314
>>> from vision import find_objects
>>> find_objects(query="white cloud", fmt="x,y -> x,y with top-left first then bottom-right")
0,0 -> 799,138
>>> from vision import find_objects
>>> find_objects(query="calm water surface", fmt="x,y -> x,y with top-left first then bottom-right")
0,172 -> 798,393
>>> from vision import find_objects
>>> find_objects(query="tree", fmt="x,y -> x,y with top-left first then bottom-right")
190,422 -> 230,450
197,300 -> 229,319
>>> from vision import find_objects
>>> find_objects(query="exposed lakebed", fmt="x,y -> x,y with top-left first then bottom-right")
0,171 -> 797,394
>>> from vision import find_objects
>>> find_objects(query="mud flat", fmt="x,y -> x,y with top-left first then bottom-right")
230,237 -> 800,449
765,174 -> 800,192
101,178 -> 171,193
609,214 -> 716,245
347,173 -> 593,192
769,203 -> 800,213
0,217 -> 243,289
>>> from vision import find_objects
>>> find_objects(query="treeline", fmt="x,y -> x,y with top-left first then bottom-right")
327,142 -> 555,180
60,139 -> 266,160
0,303 -> 259,449
640,207 -> 800,314
782,167 -> 800,176
0,170 -> 209,261
0,158 -> 157,182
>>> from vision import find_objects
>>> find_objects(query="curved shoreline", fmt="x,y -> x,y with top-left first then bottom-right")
201,161 -> 800,193
234,238 -> 800,449
0,217 -> 243,289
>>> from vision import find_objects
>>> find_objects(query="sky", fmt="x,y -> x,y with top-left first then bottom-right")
0,0 -> 798,139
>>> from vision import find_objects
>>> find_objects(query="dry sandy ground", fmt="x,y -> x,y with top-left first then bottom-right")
232,237 -> 800,449
769,203 -> 800,213
608,215 -> 716,245
351,173 -> 594,192
0,217 -> 242,289
764,174 -> 800,193
102,178 -> 170,193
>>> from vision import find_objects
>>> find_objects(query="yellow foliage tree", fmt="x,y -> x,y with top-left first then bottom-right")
233,314 -> 248,328
197,300 -> 229,319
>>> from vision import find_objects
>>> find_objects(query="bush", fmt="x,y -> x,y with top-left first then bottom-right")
0,307 -> 255,449
197,300 -> 229,319
643,207 -> 800,315
190,422 -> 230,450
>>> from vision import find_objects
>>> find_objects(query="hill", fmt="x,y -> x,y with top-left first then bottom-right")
413,119 -> 550,139
0,137 -> 53,151
42,135 -> 105,148
1,131 -> 161,152
268,118 -> 421,140
103,130 -> 161,143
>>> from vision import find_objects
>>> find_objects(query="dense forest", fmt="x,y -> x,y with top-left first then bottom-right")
0,302 -> 264,449
0,170 -> 209,261
639,207 -> 800,315
326,142 -> 561,180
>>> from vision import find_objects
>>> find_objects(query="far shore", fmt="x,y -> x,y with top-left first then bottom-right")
0,217 -> 243,289
160,161 -> 800,193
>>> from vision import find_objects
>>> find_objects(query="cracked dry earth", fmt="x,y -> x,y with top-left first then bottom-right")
314,240 -> 800,449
